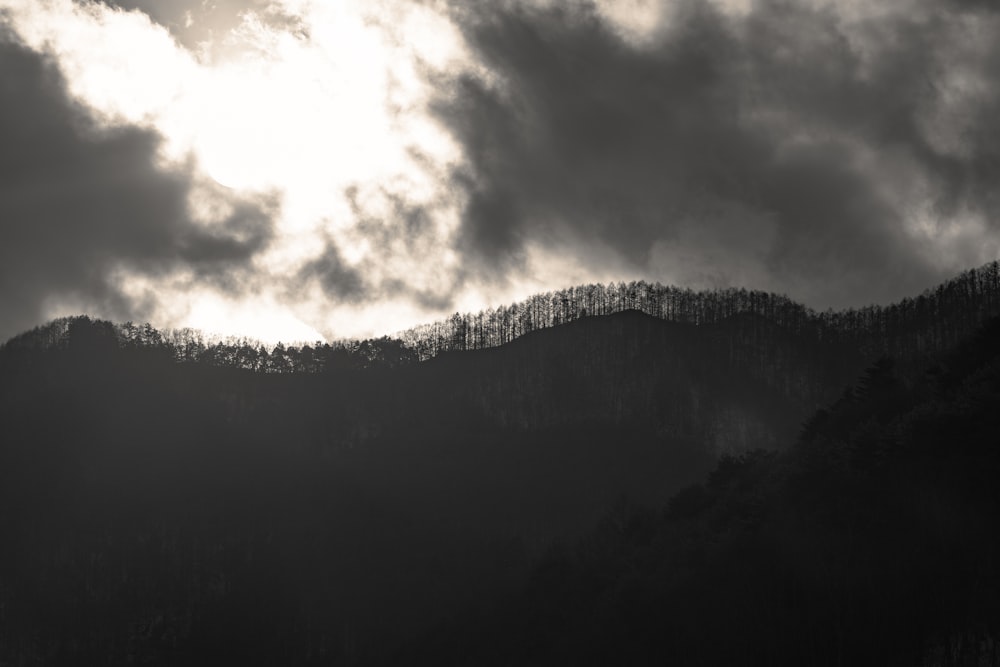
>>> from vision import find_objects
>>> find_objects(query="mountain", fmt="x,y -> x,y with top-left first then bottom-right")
394,317 -> 1000,667
1,265 -> 1000,665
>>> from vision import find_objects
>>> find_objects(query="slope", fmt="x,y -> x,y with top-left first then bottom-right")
0,307 -> 857,665
393,317 -> 1000,666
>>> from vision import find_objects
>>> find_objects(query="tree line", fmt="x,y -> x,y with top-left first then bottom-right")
3,260 -> 999,373
398,260 -> 1000,360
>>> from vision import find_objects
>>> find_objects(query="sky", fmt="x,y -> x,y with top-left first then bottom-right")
0,0 -> 998,344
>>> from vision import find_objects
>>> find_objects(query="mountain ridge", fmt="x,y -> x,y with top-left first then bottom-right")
5,260 -> 999,368
2,263 -> 1000,665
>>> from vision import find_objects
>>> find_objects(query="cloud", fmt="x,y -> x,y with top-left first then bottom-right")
432,0 -> 1000,308
3,0 -> 998,344
295,184 -> 469,314
0,30 -> 275,342
0,0 -> 467,341
95,0 -> 307,58
297,242 -> 367,305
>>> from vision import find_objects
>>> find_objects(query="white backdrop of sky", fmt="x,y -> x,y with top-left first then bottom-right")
0,0 -> 998,343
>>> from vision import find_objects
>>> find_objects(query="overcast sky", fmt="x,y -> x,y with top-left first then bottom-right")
0,0 -> 998,343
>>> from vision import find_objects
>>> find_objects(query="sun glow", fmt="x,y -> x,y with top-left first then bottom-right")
183,292 -> 325,345
1,0 -> 468,342
183,7 -> 402,193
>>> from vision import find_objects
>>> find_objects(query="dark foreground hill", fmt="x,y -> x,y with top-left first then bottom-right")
394,318 -> 1000,667
0,310 -> 815,665
1,268 -> 999,665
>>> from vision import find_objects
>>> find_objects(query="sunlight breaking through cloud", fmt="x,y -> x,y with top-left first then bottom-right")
1,0 -> 998,344
0,0 -> 473,341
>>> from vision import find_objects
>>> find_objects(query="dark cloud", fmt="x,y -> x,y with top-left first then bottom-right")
433,0 -> 1000,308
297,243 -> 366,305
296,186 -> 464,313
0,31 -> 274,342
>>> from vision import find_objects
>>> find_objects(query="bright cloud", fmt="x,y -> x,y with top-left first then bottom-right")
0,0 -> 471,341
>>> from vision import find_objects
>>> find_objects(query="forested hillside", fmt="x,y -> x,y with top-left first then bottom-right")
5,260 -> 998,372
394,317 -> 1000,667
398,260 -> 1000,360
1,263 -> 999,665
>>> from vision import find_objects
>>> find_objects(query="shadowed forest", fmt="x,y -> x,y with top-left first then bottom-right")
1,262 -> 1000,665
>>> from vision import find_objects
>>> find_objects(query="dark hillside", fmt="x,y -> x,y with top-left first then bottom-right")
393,317 -> 1000,666
2,266 -> 999,665
0,309 -> 816,665
405,309 -> 862,448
